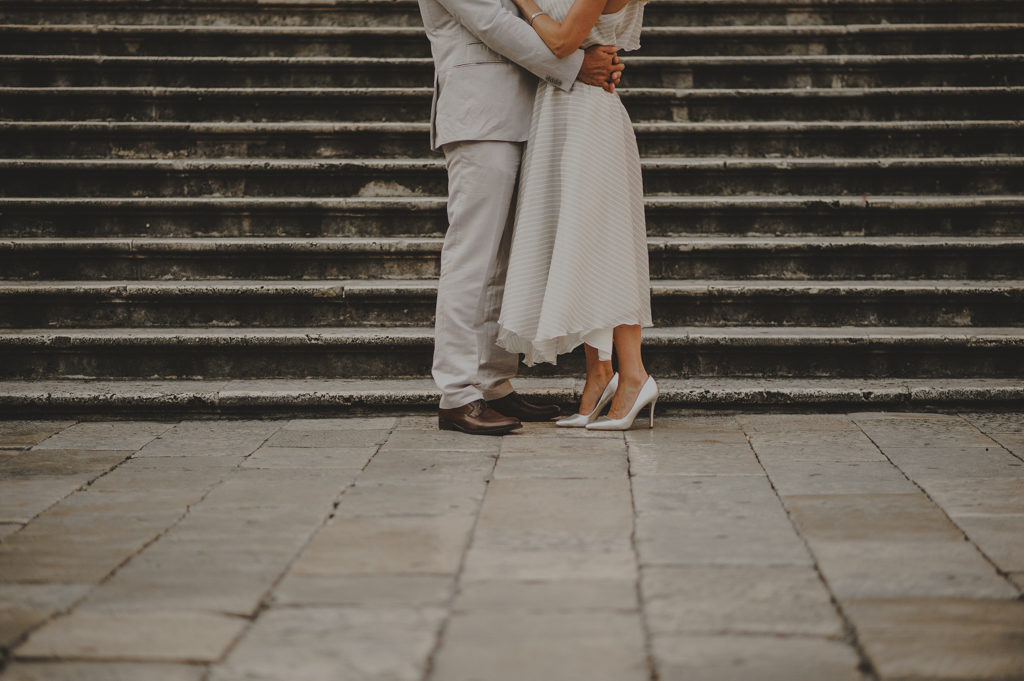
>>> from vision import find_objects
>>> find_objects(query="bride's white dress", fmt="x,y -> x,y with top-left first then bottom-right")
496,0 -> 652,366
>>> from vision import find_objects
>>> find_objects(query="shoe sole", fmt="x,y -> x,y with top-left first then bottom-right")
438,420 -> 523,436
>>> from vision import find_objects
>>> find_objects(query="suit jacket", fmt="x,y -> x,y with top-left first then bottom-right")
417,0 -> 585,150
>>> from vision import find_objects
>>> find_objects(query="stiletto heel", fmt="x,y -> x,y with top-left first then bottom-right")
556,373 -> 618,428
586,376 -> 658,431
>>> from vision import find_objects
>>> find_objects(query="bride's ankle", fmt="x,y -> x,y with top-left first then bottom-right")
585,373 -> 614,389
617,371 -> 648,390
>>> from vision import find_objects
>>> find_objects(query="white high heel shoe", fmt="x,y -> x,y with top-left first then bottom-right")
556,373 -> 619,428
585,375 -> 658,431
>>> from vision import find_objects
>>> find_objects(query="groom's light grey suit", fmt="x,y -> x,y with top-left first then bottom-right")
418,0 -> 584,409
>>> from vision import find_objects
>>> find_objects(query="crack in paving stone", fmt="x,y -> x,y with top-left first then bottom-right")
740,418 -> 883,681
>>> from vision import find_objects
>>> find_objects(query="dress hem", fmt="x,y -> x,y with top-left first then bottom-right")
496,319 -> 653,367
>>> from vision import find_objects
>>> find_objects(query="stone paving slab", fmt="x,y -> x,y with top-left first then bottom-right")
210,607 -> 445,681
284,417 -> 399,431
843,598 -> 1024,681
750,441 -> 889,462
783,493 -> 964,542
945,513 -> 1024,572
16,610 -> 247,662
272,574 -> 455,608
880,445 -> 1024,480
472,478 -> 634,552
635,511 -> 814,567
290,515 -> 475,577
32,422 -> 173,451
460,547 -> 638,582
758,460 -> 918,495
810,540 -> 1018,599
641,565 -> 842,637
0,449 -> 134,523
241,445 -> 375,469
992,433 -> 1024,456
0,422 -> 76,450
627,442 -> 763,476
1,412 -> 1022,681
650,634 -> 865,681
0,478 -> 98,525
429,610 -> 649,681
0,584 -> 91,650
135,420 -> 280,458
0,662 -> 205,681
0,524 -> 20,541
0,449 -> 131,478
453,579 -> 638,613
263,427 -> 390,450
357,449 -> 494,484
335,481 -> 484,517
893,477 -> 1024,515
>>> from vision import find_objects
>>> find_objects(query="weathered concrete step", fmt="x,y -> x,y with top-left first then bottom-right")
4,157 -> 1022,197
635,24 -> 1024,56
3,280 -> 1021,328
5,120 -> 1021,159
4,0 -> 1020,27
2,24 -> 1021,57
2,376 -> 1022,418
5,86 -> 1020,122
1,326 -> 1021,379
4,237 -> 1023,281
4,196 -> 1022,238
635,121 -> 1024,158
6,54 -> 1023,88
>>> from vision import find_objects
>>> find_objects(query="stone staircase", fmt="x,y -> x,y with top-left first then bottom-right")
1,0 -> 1022,416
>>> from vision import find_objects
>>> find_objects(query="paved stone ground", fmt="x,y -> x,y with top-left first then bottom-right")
0,412 -> 1022,681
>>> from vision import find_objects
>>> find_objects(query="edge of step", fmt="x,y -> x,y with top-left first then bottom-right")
4,279 -> 1024,295
3,326 -> 1023,345
3,22 -> 1021,35
5,54 -> 1024,65
1,377 -> 1020,417
6,155 -> 1024,170
4,0 -> 1022,7
1,120 -> 1021,133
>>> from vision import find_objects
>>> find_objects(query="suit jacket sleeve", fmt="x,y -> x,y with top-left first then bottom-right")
433,0 -> 584,91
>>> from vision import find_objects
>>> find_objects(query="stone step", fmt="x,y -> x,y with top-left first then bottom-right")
3,0 -> 1020,27
6,54 -> 1023,88
3,279 -> 1021,328
2,24 -> 1021,58
3,237 -> 1023,281
4,195 -> 1021,238
2,376 -> 1022,418
2,326 -> 1021,379
4,86 -> 1020,122
5,120 -> 1023,160
3,157 -> 1021,197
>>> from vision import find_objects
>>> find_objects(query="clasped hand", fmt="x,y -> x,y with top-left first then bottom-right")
578,45 -> 624,93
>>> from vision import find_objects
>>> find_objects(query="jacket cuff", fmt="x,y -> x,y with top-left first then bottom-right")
544,48 -> 584,92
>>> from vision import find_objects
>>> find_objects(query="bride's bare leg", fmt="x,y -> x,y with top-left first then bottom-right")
607,324 -> 649,419
578,344 -> 615,415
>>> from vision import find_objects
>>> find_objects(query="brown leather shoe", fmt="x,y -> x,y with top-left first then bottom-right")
439,399 -> 522,435
487,392 -> 561,422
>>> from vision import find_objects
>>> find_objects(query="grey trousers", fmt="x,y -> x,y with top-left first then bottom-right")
433,140 -> 522,409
